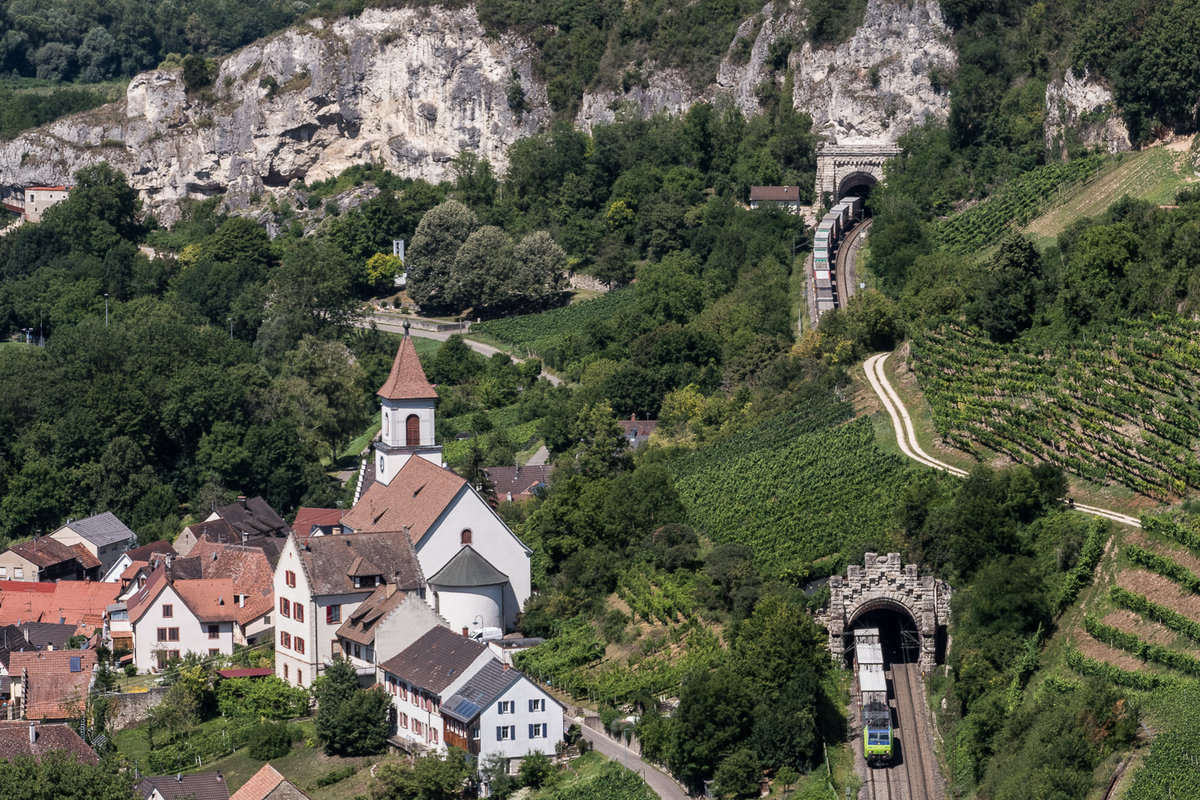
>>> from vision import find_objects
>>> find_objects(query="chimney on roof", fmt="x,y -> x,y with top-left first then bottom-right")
28,723 -> 35,745
238,496 -> 247,509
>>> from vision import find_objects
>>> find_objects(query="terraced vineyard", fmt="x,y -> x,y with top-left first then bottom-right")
910,319 -> 1200,499
669,392 -> 914,574
473,288 -> 633,358
1066,515 -> 1200,794
935,155 -> 1108,255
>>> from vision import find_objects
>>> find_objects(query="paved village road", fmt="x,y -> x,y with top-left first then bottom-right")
864,351 -> 1142,529
571,717 -> 690,800
361,314 -> 562,386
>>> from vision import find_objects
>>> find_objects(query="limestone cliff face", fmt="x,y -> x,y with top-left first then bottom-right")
0,7 -> 550,221
577,0 -> 957,144
1044,70 -> 1132,157
788,0 -> 956,143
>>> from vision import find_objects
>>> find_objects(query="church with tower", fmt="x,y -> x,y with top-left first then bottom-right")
339,326 -> 533,633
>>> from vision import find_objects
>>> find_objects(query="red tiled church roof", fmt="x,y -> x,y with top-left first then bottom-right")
377,334 -> 437,401
342,457 -> 465,540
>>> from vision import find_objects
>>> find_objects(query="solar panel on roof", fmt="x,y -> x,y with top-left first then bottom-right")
455,700 -> 480,719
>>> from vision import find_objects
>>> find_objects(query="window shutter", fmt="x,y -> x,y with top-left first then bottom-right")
496,726 -> 503,740
541,723 -> 547,738
528,724 -> 535,738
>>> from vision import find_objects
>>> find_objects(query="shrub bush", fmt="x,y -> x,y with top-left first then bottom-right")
248,721 -> 294,761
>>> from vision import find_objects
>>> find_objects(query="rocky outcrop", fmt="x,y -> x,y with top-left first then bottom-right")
578,0 -> 956,144
0,0 -> 963,219
0,7 -> 551,222
1044,70 -> 1131,158
789,0 -> 955,143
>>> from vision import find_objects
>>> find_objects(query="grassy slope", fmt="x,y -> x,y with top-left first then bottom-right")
1024,140 -> 1199,247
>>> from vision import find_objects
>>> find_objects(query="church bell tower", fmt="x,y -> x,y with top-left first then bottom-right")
375,322 -> 442,486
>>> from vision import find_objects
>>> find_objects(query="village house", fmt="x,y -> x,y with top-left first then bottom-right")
748,185 -> 802,214
0,537 -> 94,582
229,763 -> 312,800
481,465 -> 552,503
100,539 -> 175,583
0,720 -> 97,763
21,186 -> 70,223
291,507 -> 347,539
175,497 -> 290,558
342,332 -> 533,634
48,512 -> 138,575
440,658 -> 564,769
9,649 -> 97,721
127,568 -> 237,671
379,626 -> 493,752
0,581 -> 119,641
137,772 -> 230,800
273,530 -> 424,688
335,586 -> 445,680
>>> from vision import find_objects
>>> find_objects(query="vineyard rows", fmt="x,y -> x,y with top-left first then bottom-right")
935,156 -> 1107,254
910,320 -> 1200,499
514,619 -> 722,705
669,394 -> 913,574
473,288 -> 633,356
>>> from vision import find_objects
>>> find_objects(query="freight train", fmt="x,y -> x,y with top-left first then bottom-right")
855,627 -> 893,766
813,196 -> 864,318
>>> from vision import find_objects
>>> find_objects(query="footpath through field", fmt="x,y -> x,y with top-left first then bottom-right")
362,313 -> 562,386
865,352 -> 1142,529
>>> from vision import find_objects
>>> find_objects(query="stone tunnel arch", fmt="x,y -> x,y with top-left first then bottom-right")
837,171 -> 878,200
817,552 -> 950,672
814,143 -> 902,209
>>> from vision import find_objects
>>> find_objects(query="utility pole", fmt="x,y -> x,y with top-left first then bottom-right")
228,317 -> 233,338
104,293 -> 109,328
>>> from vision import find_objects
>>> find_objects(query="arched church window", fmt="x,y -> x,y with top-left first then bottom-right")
461,529 -> 472,545
406,415 -> 420,446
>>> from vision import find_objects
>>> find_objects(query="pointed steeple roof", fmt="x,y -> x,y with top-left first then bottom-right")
378,328 -> 438,401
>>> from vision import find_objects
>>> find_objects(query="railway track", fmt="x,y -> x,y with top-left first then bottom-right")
835,218 -> 872,308
892,662 -> 938,800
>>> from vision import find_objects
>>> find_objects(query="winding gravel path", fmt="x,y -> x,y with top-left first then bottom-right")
864,352 -> 1141,529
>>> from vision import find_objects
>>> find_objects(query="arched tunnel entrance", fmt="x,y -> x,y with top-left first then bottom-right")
837,171 -> 878,203
819,552 -> 951,672
844,603 -> 923,668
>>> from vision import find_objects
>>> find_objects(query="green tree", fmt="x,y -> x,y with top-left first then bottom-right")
712,748 -> 761,799
448,225 -> 513,311
407,200 -> 478,308
371,747 -> 472,800
670,667 -> 755,792
511,231 -> 567,307
0,751 -> 138,800
316,657 -> 389,756
281,336 -> 371,460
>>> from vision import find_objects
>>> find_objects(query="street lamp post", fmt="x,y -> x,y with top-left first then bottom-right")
104,293 -> 109,328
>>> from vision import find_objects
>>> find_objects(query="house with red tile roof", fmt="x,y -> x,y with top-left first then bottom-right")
127,568 -> 238,672
0,720 -> 96,763
9,649 -> 97,721
228,763 -> 311,800
291,508 -> 347,539
0,581 -> 119,637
